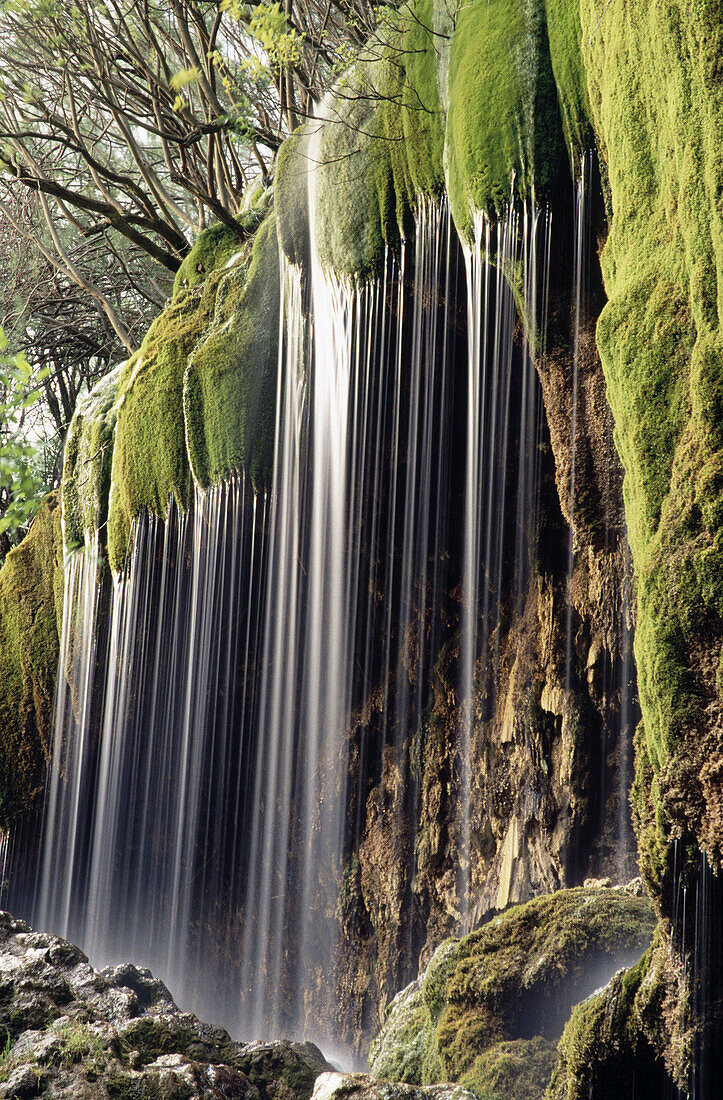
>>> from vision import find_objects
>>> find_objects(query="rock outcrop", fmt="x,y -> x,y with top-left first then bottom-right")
368,883 -> 655,1097
0,496 -> 62,831
0,911 -> 331,1100
1,0 -> 722,1086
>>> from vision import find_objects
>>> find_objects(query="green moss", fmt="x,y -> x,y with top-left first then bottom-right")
446,0 -> 565,236
545,943 -> 673,1100
278,0 -> 574,270
368,981 -> 433,1083
62,365 -> 122,552
117,1017 -> 239,1070
371,887 -> 654,1092
421,938 -> 461,1023
546,992 -> 606,1100
579,0 -> 723,885
275,128 -> 312,267
107,214 -> 277,570
374,0 -> 446,233
174,222 -> 243,294
184,214 -> 280,491
543,0 -> 592,163
285,0 -> 445,278
311,61 -> 391,280
439,887 -> 653,1047
0,493 -> 63,829
435,1004 -> 505,1082
459,1036 -> 558,1100
108,322 -> 192,569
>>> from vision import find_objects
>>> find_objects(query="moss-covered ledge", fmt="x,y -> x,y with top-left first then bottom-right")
276,0 -> 579,272
184,213 -> 280,490
107,211 -> 280,571
275,0 -> 446,279
445,0 -> 566,237
0,493 -> 63,830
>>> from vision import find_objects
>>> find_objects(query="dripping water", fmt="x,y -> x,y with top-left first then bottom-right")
16,479 -> 267,1030
459,199 -> 551,927
239,190 -> 462,1042
36,539 -> 104,938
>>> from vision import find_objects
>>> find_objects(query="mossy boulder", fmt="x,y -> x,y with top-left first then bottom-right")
310,62 -> 391,280
460,1037 -> 558,1100
236,1041 -> 331,1100
108,281 -> 208,569
370,886 -> 654,1097
368,980 -> 433,1084
0,494 -> 63,830
174,221 -> 245,294
277,0 -> 573,270
545,932 -> 684,1099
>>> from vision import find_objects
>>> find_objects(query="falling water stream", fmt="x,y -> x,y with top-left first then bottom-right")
2,159 -> 641,1060
459,199 -> 552,924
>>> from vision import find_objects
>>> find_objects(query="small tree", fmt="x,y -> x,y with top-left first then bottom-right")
0,326 -> 50,558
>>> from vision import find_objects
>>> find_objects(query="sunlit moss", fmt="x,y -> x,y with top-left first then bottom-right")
62,365 -> 122,552
185,215 -> 280,490
446,0 -> 565,237
107,215 -> 278,570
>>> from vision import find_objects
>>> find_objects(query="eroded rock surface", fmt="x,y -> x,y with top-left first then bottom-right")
0,911 -> 331,1099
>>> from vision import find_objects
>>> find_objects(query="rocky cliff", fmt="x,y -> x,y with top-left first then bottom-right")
1,0 -> 721,1093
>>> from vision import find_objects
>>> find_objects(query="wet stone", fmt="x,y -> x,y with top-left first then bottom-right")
0,910 -> 333,1099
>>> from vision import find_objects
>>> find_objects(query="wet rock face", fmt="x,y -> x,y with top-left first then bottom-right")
338,417 -> 638,1055
330,178 -> 639,1056
0,911 -> 331,1100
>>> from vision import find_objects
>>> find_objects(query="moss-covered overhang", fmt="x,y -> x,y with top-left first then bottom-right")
106,211 -> 280,571
275,0 -> 591,271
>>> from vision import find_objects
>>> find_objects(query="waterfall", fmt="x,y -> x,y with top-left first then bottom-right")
25,480 -> 268,1028
563,157 -> 587,719
459,199 -> 551,925
564,152 -> 637,881
37,539 -> 103,938
1,154 -> 640,1060
239,190 -> 462,1043
0,191 -> 463,1049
